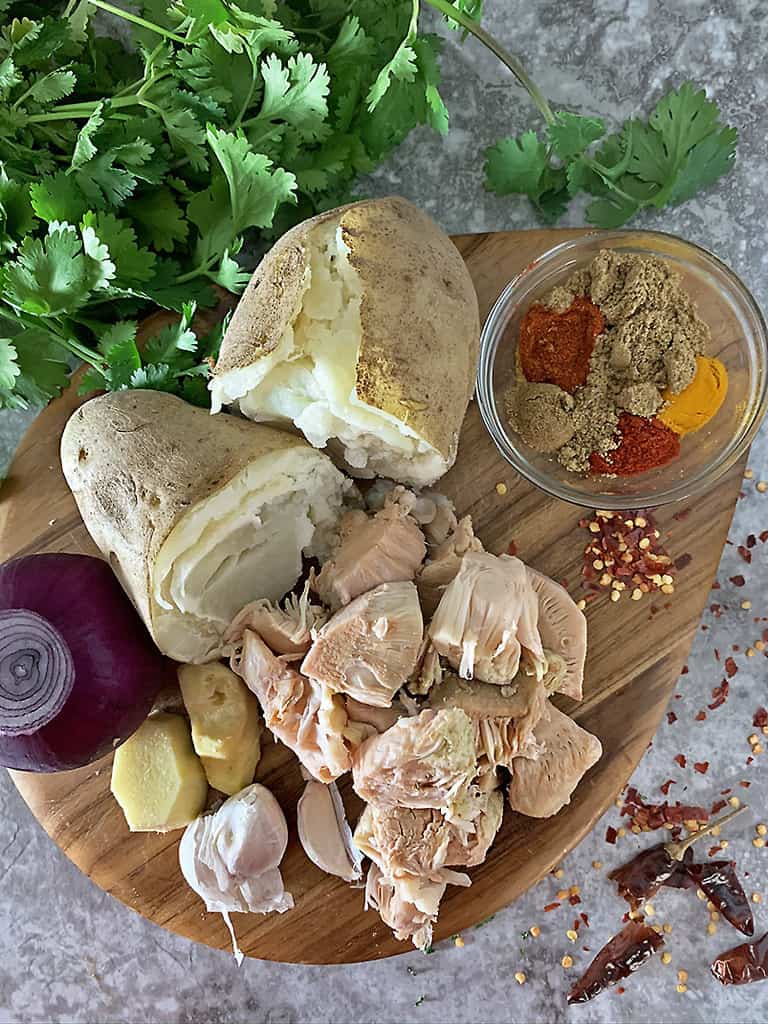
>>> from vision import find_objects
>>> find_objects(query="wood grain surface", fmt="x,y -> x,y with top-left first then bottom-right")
0,228 -> 745,964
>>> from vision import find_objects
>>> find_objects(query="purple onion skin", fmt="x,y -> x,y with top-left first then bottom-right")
0,554 -> 175,772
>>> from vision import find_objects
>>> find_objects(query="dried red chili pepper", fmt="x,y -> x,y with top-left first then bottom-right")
567,919 -> 664,1004
712,932 -> 768,986
608,806 -> 745,908
685,861 -> 754,936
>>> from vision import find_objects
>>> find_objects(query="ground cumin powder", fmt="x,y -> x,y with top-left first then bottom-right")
508,249 -> 711,473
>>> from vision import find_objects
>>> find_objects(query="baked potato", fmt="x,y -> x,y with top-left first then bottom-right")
61,391 -> 348,663
210,197 -> 480,487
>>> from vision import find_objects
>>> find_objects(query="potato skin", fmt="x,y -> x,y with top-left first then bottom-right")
60,390 -> 307,647
213,196 -> 480,473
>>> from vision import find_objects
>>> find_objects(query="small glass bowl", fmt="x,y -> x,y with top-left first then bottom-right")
476,230 -> 768,510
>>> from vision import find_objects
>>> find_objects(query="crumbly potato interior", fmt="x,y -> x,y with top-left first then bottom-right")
151,448 -> 346,663
212,221 -> 444,485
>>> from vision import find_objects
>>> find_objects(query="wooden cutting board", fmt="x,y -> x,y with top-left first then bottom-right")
0,228 -> 745,965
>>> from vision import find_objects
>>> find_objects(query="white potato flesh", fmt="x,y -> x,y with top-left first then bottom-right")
210,221 -> 445,485
151,447 -> 346,663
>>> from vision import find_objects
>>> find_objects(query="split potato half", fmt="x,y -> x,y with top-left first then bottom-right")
210,196 -> 480,487
61,390 -> 348,663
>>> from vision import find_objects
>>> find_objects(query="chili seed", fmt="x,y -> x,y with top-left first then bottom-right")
553,869 -> 564,879
753,838 -> 765,848
756,824 -> 767,836
576,599 -> 586,610
557,889 -> 569,900
644,903 -> 655,917
757,481 -> 767,492
729,796 -> 741,808
638,537 -> 651,550
663,924 -> 673,934
742,600 -> 752,610
495,482 -> 508,495
454,935 -> 465,948
747,648 -> 756,657
661,952 -> 672,965
631,588 -> 643,600
610,590 -> 621,602
561,955 -> 573,969
530,926 -> 541,938
676,984 -> 688,994
707,922 -> 717,935
514,971 -> 526,985
752,893 -> 762,904
566,930 -> 578,942
678,970 -> 688,983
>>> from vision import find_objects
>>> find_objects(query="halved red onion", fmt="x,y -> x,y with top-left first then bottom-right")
0,554 -> 175,772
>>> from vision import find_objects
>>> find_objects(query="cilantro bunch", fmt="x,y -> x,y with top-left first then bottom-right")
0,0 -> 738,413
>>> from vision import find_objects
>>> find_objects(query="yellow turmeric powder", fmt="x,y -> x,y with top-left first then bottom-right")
658,355 -> 728,436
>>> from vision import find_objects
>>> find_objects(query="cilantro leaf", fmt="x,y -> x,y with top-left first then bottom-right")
205,124 -> 296,234
650,81 -> 722,169
0,56 -> 21,99
70,102 -> 104,170
211,249 -> 251,291
0,335 -> 19,390
25,68 -> 77,106
0,169 -> 35,252
2,222 -> 113,316
97,319 -> 137,355
82,211 -> 157,287
255,52 -> 330,143
586,194 -> 639,229
9,329 -> 70,408
126,187 -> 189,252
29,172 -> 88,224
142,301 -> 198,366
548,111 -> 604,159
129,362 -> 177,391
668,125 -> 738,205
414,36 -> 448,135
484,131 -> 549,197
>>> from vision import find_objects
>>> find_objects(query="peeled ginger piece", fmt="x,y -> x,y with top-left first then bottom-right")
111,712 -> 208,832
178,662 -> 262,796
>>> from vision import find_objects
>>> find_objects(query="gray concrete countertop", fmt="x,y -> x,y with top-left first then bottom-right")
1,3 -> 767,1022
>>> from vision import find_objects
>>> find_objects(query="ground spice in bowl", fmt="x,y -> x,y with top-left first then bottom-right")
503,249 -> 725,476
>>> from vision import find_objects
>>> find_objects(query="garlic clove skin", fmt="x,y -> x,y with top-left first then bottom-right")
297,779 -> 363,882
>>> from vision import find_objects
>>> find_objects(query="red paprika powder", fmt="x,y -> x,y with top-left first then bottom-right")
518,296 -> 604,393
589,413 -> 680,476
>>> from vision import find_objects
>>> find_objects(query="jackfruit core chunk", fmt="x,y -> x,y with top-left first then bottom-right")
210,221 -> 444,485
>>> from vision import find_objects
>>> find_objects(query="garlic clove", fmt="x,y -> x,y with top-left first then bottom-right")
297,779 -> 363,882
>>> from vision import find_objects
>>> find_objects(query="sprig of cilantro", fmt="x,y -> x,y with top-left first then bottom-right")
0,2 -> 738,411
484,83 -> 737,226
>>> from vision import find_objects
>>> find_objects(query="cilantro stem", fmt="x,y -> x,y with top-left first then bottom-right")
87,1 -> 188,44
0,305 -> 105,370
423,0 -> 554,125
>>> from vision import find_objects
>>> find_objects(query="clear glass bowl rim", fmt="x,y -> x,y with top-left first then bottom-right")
476,229 -> 768,510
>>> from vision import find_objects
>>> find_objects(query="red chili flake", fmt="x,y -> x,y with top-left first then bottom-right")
712,580 -> 721,589
709,845 -> 722,857
694,761 -> 710,775
617,987 -> 626,995
681,665 -> 689,675
760,530 -> 768,543
573,918 -> 581,933
667,711 -> 678,724
721,788 -> 732,796
738,546 -> 752,564
733,645 -> 741,652
696,710 -> 707,721
621,790 -> 708,831
709,681 -> 730,709
660,779 -> 676,796
747,756 -> 754,766
753,707 -> 768,728
739,781 -> 751,789
673,508 -> 692,521
747,534 -> 757,548
725,657 -> 738,678
507,540 -> 518,556
730,575 -> 746,587
569,894 -> 582,906
544,902 -> 560,912
674,553 -> 692,570
606,826 -> 618,844
580,913 -> 590,928
712,799 -> 728,815
714,648 -> 721,661
674,754 -> 687,768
